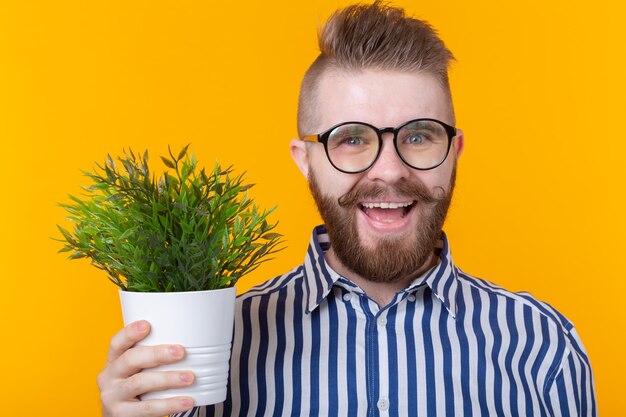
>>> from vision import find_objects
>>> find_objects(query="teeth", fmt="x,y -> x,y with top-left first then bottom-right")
361,201 -> 413,209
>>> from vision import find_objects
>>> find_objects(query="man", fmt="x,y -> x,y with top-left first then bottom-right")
97,2 -> 597,416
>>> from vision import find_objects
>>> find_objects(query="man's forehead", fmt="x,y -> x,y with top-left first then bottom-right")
314,68 -> 454,129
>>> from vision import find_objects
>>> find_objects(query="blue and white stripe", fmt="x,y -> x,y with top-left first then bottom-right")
175,225 -> 596,417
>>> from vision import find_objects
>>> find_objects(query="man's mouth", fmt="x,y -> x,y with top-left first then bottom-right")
359,200 -> 415,223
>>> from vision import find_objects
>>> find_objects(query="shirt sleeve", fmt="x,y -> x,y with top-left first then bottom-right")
545,327 -> 597,417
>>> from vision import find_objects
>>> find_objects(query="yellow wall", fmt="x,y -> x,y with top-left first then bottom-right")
0,0 -> 623,414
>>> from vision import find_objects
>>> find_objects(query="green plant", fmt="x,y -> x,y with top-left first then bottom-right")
57,145 -> 284,292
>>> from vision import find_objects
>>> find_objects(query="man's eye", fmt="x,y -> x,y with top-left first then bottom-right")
405,133 -> 427,144
342,136 -> 366,145
338,135 -> 370,146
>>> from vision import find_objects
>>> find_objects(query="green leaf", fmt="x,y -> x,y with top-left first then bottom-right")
177,144 -> 190,160
56,225 -> 75,242
221,228 -> 229,248
105,165 -> 116,182
160,156 -> 176,169
261,232 -> 282,240
68,251 -> 87,260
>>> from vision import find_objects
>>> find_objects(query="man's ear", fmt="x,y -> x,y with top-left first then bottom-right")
290,139 -> 310,178
453,128 -> 464,158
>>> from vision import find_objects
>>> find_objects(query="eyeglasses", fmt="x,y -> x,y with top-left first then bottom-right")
302,118 -> 457,174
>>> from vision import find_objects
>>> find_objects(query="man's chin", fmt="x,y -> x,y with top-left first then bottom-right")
338,234 -> 429,284
354,218 -> 420,256
356,227 -> 413,253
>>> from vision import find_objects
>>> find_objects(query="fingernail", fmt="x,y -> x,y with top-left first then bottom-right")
135,321 -> 148,332
169,345 -> 184,358
180,398 -> 194,408
180,372 -> 193,384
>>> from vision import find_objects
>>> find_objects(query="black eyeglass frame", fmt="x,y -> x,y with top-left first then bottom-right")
301,118 -> 457,174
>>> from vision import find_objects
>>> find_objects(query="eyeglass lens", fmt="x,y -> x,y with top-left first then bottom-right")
326,120 -> 450,172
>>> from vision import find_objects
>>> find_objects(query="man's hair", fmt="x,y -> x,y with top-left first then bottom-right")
297,1 -> 455,137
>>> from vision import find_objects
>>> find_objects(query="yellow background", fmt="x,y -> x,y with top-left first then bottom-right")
0,0 -> 623,414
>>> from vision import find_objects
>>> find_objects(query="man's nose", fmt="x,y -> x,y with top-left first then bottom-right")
365,134 -> 412,183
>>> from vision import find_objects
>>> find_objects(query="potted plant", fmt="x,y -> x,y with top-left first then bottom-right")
56,145 -> 283,406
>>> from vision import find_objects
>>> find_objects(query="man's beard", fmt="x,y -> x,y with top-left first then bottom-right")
309,166 -> 455,284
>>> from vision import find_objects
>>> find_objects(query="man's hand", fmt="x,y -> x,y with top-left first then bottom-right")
97,320 -> 196,417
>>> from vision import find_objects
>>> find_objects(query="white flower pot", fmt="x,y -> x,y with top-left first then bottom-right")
119,287 -> 236,406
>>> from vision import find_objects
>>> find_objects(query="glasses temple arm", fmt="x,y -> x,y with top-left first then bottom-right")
301,135 -> 319,142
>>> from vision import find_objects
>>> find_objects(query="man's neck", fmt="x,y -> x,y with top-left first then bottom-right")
324,249 -> 439,308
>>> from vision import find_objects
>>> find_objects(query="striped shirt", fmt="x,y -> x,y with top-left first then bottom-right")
177,225 -> 596,417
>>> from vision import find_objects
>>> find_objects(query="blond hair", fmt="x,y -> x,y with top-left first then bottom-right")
297,1 -> 455,137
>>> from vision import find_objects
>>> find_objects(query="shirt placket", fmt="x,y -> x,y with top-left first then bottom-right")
359,294 -> 401,417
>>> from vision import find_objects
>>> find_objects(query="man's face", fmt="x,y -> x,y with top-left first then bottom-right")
291,69 -> 463,283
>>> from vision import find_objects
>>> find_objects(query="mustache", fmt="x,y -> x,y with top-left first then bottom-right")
337,180 -> 446,208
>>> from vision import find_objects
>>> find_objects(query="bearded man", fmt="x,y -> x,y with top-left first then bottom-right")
97,2 -> 596,416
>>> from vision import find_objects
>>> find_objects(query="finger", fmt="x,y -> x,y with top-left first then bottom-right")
111,396 -> 195,417
106,370 -> 195,402
107,321 -> 151,365
109,344 -> 186,379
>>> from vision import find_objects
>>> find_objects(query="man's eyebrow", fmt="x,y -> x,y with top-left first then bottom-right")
404,120 -> 440,131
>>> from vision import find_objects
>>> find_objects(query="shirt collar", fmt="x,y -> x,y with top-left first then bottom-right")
303,225 -> 459,318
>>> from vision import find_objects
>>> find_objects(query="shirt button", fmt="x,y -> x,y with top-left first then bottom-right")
407,294 -> 417,302
377,316 -> 387,327
377,398 -> 389,411
343,293 -> 352,302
